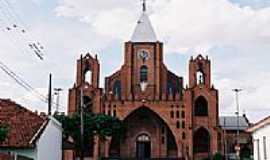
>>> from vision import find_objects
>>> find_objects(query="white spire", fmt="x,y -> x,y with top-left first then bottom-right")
130,1 -> 157,42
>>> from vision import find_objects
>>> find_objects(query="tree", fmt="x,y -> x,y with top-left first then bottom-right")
213,152 -> 222,160
0,125 -> 8,142
55,112 -> 123,153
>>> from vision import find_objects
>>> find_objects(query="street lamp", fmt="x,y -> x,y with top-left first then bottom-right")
54,88 -> 63,113
232,88 -> 242,160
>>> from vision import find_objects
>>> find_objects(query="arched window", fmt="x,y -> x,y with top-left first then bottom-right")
194,96 -> 208,116
113,80 -> 121,98
83,96 -> 93,113
196,70 -> 204,84
137,134 -> 150,142
140,65 -> 148,82
176,121 -> 180,129
193,127 -> 210,153
167,81 -> 174,95
84,70 -> 92,85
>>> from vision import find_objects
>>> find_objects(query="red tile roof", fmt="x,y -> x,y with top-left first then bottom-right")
246,115 -> 270,132
0,99 -> 47,148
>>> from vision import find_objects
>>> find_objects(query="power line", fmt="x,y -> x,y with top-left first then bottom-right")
0,60 -> 65,110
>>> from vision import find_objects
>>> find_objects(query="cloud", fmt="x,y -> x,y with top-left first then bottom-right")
0,0 -> 269,123
25,0 -> 270,121
55,0 -> 270,53
214,72 -> 270,122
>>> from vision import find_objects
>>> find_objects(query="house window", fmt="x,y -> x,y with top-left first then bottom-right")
263,136 -> 267,160
257,139 -> 260,160
140,65 -> 148,82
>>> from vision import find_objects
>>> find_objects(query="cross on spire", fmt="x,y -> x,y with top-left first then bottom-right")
142,0 -> 146,12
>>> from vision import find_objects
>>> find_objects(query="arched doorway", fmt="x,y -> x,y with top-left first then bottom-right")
109,107 -> 178,158
193,127 -> 210,154
136,134 -> 151,159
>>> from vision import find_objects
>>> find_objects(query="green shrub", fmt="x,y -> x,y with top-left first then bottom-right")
213,152 -> 222,160
0,125 -> 8,142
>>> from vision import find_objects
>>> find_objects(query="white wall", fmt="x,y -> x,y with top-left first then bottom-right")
252,124 -> 270,160
36,117 -> 62,160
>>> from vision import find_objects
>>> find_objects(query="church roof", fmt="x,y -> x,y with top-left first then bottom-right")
219,116 -> 250,131
131,12 -> 157,42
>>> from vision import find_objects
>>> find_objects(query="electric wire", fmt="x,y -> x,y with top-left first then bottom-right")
0,60 -> 66,110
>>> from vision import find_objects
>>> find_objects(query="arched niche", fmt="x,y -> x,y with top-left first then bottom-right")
194,96 -> 208,116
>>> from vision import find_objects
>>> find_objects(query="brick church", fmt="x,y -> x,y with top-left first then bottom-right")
67,3 -> 223,160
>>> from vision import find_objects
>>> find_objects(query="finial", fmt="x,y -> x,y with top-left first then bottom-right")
142,0 -> 146,12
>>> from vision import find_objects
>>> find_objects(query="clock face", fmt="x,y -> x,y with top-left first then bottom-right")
138,49 -> 149,62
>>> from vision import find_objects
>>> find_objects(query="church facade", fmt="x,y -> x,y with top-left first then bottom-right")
67,7 -> 222,160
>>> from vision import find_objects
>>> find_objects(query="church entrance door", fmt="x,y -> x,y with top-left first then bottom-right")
136,134 -> 151,159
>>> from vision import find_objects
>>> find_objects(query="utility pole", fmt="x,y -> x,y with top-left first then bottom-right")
48,73 -> 52,116
54,88 -> 63,113
80,55 -> 84,160
232,88 -> 242,160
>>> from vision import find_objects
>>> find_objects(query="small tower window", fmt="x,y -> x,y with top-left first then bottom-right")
84,70 -> 92,85
196,70 -> 204,84
140,65 -> 148,82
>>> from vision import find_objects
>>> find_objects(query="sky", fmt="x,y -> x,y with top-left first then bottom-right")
0,0 -> 270,122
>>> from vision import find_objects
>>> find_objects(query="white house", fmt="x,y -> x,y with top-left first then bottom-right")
247,116 -> 270,160
0,99 -> 62,160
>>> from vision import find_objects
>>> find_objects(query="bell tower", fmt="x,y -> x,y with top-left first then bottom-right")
189,54 -> 211,88
121,2 -> 165,100
185,55 -> 220,159
68,53 -> 102,114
